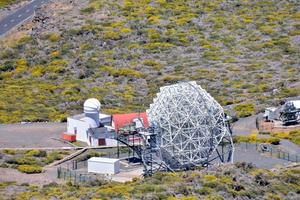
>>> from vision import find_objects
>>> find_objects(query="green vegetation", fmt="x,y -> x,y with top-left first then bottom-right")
0,163 -> 299,199
234,133 -> 280,145
17,165 -> 42,174
0,0 -> 18,8
76,150 -> 107,162
0,0 -> 299,122
270,130 -> 300,146
234,103 -> 255,118
0,150 -> 71,173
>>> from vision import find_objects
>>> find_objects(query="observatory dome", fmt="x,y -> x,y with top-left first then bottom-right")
84,98 -> 101,113
146,81 -> 233,169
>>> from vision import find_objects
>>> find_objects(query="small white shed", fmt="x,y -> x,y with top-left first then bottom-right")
88,157 -> 120,175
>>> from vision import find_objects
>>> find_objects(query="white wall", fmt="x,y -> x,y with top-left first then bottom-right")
105,138 -> 118,146
67,117 -> 90,144
90,137 -> 99,147
88,159 -> 120,174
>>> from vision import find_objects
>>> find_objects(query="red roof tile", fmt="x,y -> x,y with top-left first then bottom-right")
112,112 -> 149,132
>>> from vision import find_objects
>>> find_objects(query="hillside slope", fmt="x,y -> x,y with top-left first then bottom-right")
0,0 -> 299,123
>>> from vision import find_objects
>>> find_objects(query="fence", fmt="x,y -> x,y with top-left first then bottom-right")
57,166 -> 111,184
236,142 -> 299,163
256,116 -> 300,133
63,160 -> 88,170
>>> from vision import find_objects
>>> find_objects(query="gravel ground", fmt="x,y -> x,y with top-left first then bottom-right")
0,122 -> 68,148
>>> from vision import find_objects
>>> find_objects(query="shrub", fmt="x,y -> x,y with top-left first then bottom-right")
16,36 -> 32,46
259,25 -> 274,35
270,132 -> 289,139
0,0 -> 17,8
289,130 -> 300,146
117,68 -> 143,78
162,75 -> 185,83
0,61 -> 15,72
2,149 -> 16,155
278,88 -> 300,98
202,175 -> 218,188
195,187 -> 213,195
47,33 -> 60,42
205,194 -> 224,200
51,51 -> 60,58
249,133 -> 257,142
44,152 -> 63,164
17,165 -> 42,174
26,150 -> 47,157
148,16 -> 160,24
234,135 -> 280,145
234,103 -> 255,118
104,31 -> 121,40
144,42 -> 173,52
80,7 -> 95,14
143,59 -> 162,71
31,66 -> 45,77
76,151 -> 107,162
6,157 -> 37,165
148,29 -> 160,41
120,28 -> 132,34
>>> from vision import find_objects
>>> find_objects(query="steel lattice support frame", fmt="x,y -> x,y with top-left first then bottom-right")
146,81 -> 234,171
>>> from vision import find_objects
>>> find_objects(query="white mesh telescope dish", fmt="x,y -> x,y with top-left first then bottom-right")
146,81 -> 234,170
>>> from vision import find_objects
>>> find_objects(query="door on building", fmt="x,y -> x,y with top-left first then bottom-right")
98,138 -> 106,146
74,127 -> 77,135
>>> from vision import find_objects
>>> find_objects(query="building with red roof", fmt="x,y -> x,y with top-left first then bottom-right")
112,112 -> 149,132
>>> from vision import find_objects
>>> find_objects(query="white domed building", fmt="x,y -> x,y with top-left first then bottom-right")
64,98 -> 114,146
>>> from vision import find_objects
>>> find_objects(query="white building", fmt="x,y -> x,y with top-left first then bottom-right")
65,98 -> 115,146
88,157 -> 120,175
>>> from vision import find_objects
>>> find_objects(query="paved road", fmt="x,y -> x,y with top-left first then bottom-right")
0,0 -> 50,36
0,122 -> 66,148
232,114 -> 300,160
232,115 -> 259,136
278,139 -> 300,155
234,142 -> 292,169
